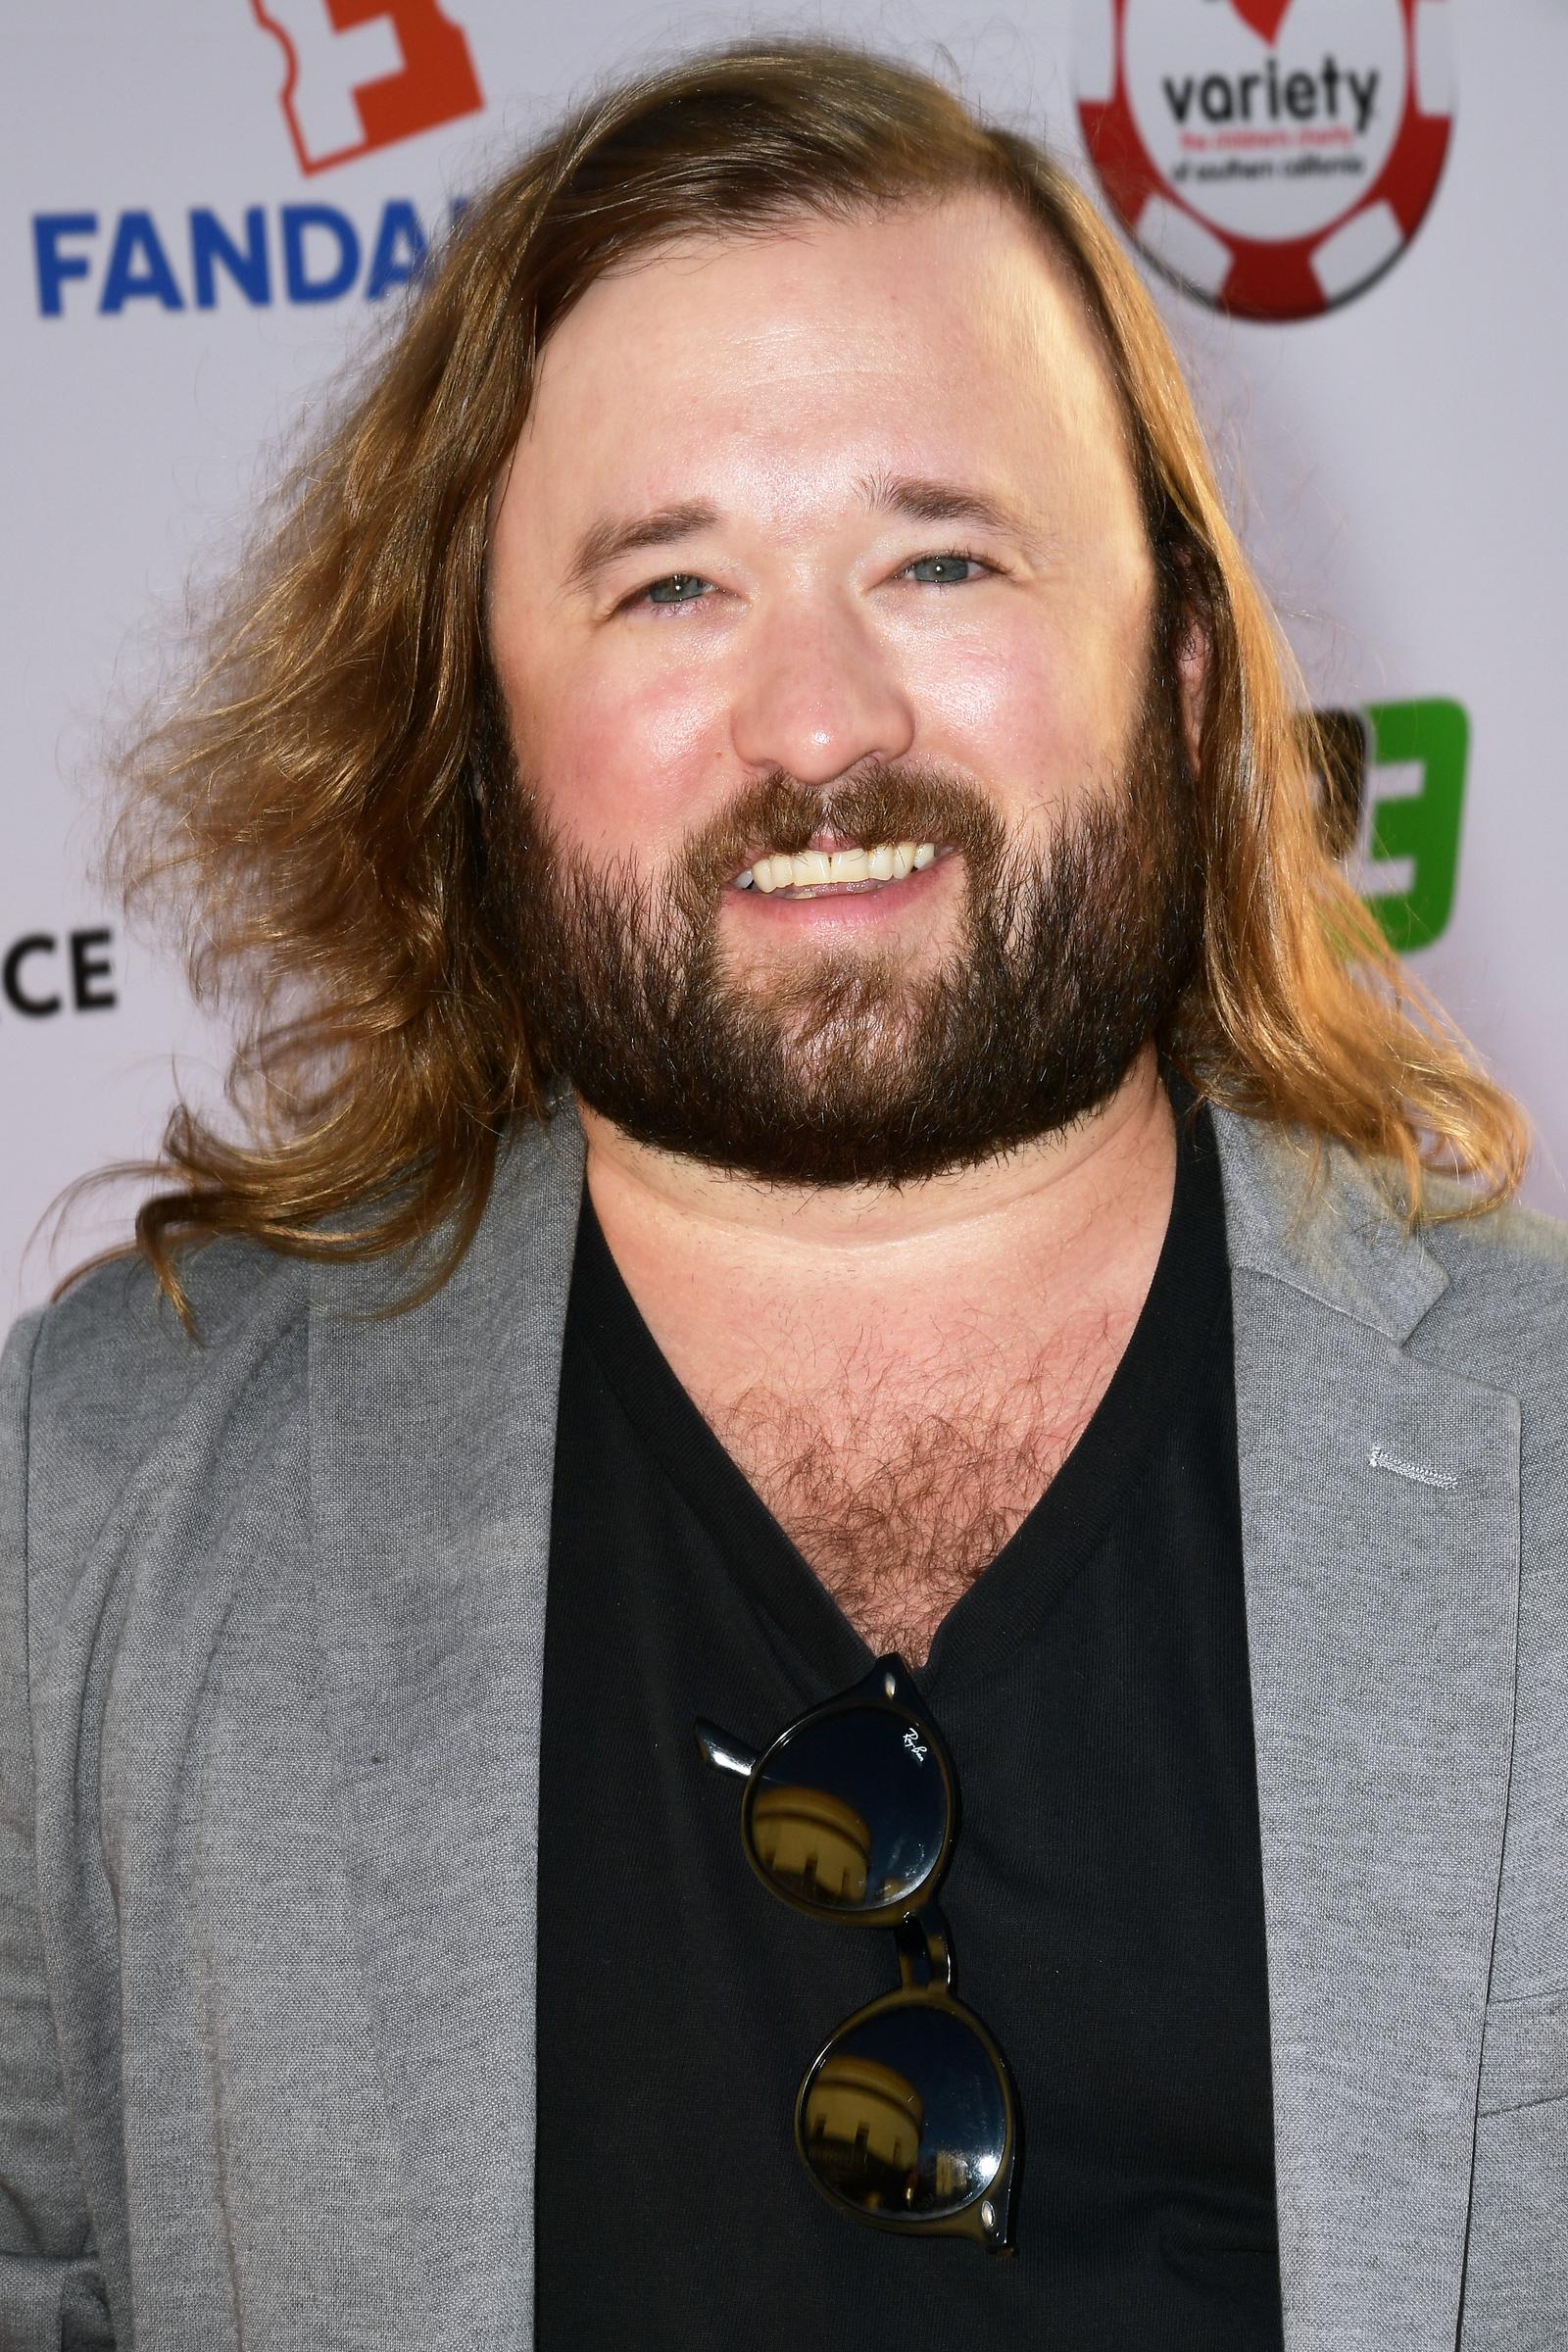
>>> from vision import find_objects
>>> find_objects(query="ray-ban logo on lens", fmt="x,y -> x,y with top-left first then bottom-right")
903,1730 -> 928,1764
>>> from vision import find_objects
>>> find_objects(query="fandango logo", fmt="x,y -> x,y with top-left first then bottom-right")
253,0 -> 483,174
31,199 -> 462,318
31,1 -> 482,319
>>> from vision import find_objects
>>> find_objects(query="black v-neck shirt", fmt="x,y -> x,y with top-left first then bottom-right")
534,1100 -> 1283,2348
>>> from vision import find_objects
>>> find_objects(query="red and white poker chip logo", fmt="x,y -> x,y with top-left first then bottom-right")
1074,0 -> 1454,320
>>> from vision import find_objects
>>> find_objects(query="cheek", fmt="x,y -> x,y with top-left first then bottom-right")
913,614 -> 1119,808
502,642 -> 733,862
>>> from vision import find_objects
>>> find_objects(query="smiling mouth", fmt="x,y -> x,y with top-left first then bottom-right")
732,839 -> 950,897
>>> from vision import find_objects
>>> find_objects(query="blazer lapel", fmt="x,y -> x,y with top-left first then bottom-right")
308,1107 -> 585,2350
302,1092 -> 1519,2347
1213,1111 -> 1520,2351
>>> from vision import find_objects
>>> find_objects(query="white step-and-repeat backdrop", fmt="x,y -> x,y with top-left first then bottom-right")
7,0 -> 1564,1314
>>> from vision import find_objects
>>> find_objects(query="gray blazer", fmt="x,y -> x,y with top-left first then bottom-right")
2,1103 -> 1565,2351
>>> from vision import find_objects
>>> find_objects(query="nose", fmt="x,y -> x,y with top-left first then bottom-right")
727,596 -> 916,785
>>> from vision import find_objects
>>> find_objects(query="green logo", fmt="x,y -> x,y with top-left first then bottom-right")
1307,697 -> 1469,952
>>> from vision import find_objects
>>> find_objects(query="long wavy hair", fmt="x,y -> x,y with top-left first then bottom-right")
98,33 -> 1527,1322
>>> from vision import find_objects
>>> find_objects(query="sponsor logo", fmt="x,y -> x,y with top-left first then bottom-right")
32,198 -> 459,317
251,0 -> 483,175
1,928 -> 119,1020
1075,0 -> 1454,319
1309,696 -> 1468,949
31,4 -> 482,318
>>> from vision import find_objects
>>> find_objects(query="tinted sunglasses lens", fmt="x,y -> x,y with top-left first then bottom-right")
746,1708 -> 949,1914
799,2002 -> 1008,2219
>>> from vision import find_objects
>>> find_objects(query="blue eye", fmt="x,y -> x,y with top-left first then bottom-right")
906,553 -> 982,585
642,573 -> 710,607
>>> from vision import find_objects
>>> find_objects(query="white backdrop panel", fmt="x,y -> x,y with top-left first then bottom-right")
6,0 -> 1563,1315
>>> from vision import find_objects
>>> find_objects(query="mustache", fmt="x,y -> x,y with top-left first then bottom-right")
673,764 -> 1008,903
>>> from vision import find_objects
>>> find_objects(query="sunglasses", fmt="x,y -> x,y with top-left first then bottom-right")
696,1654 -> 1021,2253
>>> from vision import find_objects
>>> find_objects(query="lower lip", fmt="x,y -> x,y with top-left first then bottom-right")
724,851 -> 958,931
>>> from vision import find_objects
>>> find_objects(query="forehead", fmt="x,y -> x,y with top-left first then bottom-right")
508,190 -> 1142,549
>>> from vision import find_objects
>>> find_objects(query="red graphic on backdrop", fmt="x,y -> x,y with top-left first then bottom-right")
253,0 -> 482,175
1075,0 -> 1453,320
1228,0 -> 1296,44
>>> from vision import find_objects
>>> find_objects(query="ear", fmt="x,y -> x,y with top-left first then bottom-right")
1173,605 -> 1210,775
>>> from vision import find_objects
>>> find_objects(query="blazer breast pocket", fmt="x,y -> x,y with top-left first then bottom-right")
1462,1990 -> 1568,2348
1477,1984 -> 1568,2118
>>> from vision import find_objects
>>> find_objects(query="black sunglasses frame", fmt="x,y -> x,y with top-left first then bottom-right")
697,1655 -> 1021,2254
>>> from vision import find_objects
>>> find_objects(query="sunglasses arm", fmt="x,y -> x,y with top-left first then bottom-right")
694,1719 -> 759,1779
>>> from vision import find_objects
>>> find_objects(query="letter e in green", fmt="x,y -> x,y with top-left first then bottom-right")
1363,698 -> 1469,952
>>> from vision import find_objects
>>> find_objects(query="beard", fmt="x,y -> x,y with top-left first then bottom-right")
489,647 -> 1204,1188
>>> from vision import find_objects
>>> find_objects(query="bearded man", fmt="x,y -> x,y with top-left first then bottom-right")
2,36 -> 1563,2352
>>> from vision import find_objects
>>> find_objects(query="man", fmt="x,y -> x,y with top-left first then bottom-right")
2,34 -> 1563,2352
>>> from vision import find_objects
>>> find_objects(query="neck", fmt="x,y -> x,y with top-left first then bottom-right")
576,1048 -> 1177,1388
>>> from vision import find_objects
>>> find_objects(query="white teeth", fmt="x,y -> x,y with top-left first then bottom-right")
735,840 -> 939,892
828,848 -> 870,883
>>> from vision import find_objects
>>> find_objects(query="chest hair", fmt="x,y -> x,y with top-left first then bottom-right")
695,1324 -> 1125,1667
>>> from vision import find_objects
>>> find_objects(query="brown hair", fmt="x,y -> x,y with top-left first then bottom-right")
98,32 -> 1527,1321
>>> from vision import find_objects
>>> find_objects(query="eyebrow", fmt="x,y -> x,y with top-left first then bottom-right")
562,470 -> 1050,600
564,502 -> 720,600
860,470 -> 1045,544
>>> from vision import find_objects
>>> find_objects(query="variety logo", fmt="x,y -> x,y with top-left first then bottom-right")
251,0 -> 482,175
1,928 -> 119,1020
1309,696 -> 1468,949
1074,0 -> 1454,319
